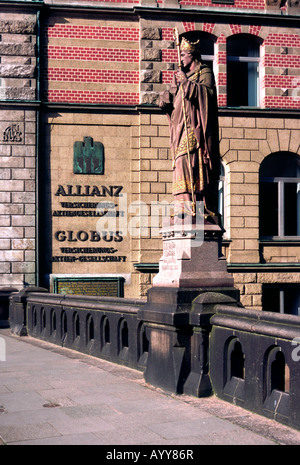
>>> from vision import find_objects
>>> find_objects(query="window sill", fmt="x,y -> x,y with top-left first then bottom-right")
218,107 -> 300,118
260,238 -> 300,245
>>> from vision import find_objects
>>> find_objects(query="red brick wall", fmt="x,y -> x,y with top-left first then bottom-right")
43,22 -> 140,104
262,32 -> 300,109
46,24 -> 139,41
64,0 -> 140,3
161,23 -> 300,110
42,18 -> 300,110
180,0 -> 265,8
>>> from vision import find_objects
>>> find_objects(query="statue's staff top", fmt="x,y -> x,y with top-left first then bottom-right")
173,28 -> 181,69
173,28 -> 201,67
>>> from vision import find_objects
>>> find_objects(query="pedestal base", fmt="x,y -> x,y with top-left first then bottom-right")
139,286 -> 240,395
138,221 -> 240,396
153,221 -> 234,289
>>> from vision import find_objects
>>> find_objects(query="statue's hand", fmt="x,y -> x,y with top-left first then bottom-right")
159,90 -> 172,108
176,70 -> 188,85
158,99 -> 167,109
159,99 -> 169,109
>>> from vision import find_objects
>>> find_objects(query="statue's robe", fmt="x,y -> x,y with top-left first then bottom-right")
166,63 -> 220,217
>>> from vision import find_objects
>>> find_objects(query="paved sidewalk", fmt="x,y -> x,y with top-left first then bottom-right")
0,329 -> 300,447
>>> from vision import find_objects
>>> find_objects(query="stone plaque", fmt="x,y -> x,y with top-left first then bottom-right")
1,122 -> 24,144
53,277 -> 124,297
74,136 -> 104,175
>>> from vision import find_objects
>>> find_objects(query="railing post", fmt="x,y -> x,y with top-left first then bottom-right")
137,220 -> 240,396
138,287 -> 240,395
9,287 -> 48,336
0,287 -> 18,328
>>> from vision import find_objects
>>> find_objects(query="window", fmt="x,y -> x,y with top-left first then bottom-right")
227,35 -> 261,107
262,284 -> 300,315
259,152 -> 300,238
198,36 -> 215,69
218,162 -> 225,228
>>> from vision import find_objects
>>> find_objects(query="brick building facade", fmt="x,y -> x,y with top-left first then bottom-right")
0,0 -> 299,313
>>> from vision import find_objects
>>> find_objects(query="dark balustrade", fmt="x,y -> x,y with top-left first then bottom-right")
8,288 -> 300,430
210,305 -> 300,430
16,292 -> 148,372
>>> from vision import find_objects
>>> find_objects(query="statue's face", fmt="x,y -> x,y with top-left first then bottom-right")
180,51 -> 193,71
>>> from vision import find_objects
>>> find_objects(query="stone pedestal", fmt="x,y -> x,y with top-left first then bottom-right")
153,220 -> 234,289
138,220 -> 240,396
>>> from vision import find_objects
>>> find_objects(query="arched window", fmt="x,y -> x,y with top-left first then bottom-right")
259,152 -> 300,238
227,35 -> 261,107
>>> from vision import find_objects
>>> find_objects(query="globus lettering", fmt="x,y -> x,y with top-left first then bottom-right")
54,230 -> 123,243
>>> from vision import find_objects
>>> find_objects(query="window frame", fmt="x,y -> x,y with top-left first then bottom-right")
260,176 -> 300,240
226,34 -> 261,108
212,0 -> 234,3
218,162 -> 226,230
262,284 -> 300,315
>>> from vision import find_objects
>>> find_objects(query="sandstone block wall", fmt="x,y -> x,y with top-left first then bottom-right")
140,21 -> 300,109
0,12 -> 37,288
135,111 -> 300,304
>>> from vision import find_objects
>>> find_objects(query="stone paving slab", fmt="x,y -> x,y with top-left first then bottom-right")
0,329 -> 300,448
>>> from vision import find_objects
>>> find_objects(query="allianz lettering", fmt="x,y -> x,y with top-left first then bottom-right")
55,184 -> 123,197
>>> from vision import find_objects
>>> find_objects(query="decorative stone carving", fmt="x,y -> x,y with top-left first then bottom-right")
1,123 -> 24,144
